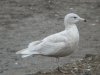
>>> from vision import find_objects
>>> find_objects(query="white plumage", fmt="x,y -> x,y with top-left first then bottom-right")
16,13 -> 85,59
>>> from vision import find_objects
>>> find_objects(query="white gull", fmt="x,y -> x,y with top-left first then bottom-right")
16,13 -> 86,70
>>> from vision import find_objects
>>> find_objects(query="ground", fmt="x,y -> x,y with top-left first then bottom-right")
0,0 -> 100,75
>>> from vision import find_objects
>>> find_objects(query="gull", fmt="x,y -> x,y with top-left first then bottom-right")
16,13 -> 86,71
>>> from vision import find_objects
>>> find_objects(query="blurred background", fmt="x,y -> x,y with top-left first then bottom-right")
0,0 -> 100,75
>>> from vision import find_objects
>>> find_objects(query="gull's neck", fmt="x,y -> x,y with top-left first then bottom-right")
64,22 -> 76,30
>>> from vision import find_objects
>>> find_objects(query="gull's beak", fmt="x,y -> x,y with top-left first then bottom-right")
80,18 -> 87,22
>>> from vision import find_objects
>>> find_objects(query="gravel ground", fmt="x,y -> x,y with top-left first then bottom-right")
0,0 -> 100,75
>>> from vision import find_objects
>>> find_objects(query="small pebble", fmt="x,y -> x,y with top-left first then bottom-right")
74,67 -> 78,70
15,62 -> 18,65
96,20 -> 99,22
87,66 -> 91,68
86,69 -> 91,71
70,8 -> 74,10
91,6 -> 94,9
54,14 -> 59,17
91,24 -> 96,26
30,7 -> 33,9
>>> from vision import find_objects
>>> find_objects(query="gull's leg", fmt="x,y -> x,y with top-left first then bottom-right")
56,57 -> 67,74
33,55 -> 41,73
56,57 -> 61,72
50,57 -> 54,71
37,56 -> 41,72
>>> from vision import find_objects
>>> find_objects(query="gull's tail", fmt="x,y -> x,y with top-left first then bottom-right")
16,41 -> 41,58
16,48 -> 39,58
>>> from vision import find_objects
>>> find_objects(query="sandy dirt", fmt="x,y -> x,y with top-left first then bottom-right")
0,0 -> 100,75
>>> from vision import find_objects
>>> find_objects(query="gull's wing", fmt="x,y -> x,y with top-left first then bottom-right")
16,31 -> 69,57
31,33 -> 69,56
35,41 -> 67,56
28,40 -> 42,48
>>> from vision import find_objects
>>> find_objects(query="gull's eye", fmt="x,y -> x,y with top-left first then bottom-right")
73,17 -> 77,19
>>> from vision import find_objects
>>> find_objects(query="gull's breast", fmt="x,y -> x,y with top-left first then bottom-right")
65,25 -> 79,50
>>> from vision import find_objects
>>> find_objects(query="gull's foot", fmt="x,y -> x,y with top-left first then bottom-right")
56,67 -> 67,74
56,66 -> 72,74
57,67 -> 62,73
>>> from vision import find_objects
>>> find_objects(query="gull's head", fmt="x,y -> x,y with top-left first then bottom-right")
64,13 -> 86,24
